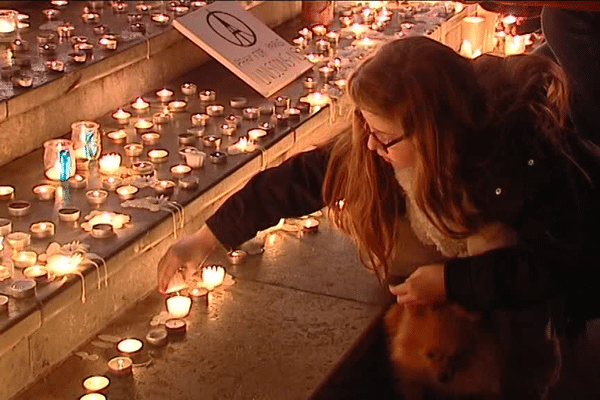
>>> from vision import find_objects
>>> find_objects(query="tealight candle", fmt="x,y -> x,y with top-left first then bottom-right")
225,114 -> 241,128
303,76 -> 317,90
156,88 -> 174,102
81,12 -> 99,23
315,39 -> 330,52
107,129 -> 128,144
134,119 -> 154,134
247,128 -> 267,141
209,151 -> 227,165
168,100 -> 187,112
202,135 -> 222,149
91,223 -> 114,239
116,185 -> 139,200
298,27 -> 312,41
8,201 -> 31,218
86,189 -> 108,206
82,375 -> 110,393
112,1 -> 128,13
57,23 -> 74,38
151,12 -> 170,25
201,265 -> 225,290
165,318 -> 187,335
206,105 -> 224,117
131,97 -> 150,112
99,153 -> 122,174
292,36 -> 307,48
112,109 -> 131,125
199,90 -> 216,102
102,176 -> 123,191
141,132 -> 161,146
340,16 -> 353,27
98,35 -> 118,50
170,164 -> 192,179
58,207 -> 80,222
124,143 -> 143,157
179,175 -> 199,189
191,113 -> 210,126
0,295 -> 8,313
178,132 -> 195,145
23,265 -> 48,283
303,217 -> 320,233
79,393 -> 106,400
348,23 -> 368,39
259,121 -> 275,134
43,8 -> 60,20
132,161 -> 154,175
147,149 -> 169,163
219,123 -> 236,136
153,111 -> 170,125
146,329 -> 168,347
0,185 -> 15,201
229,97 -> 248,109
32,184 -> 55,201
326,31 -> 340,45
318,65 -> 335,81
227,249 -> 247,265
181,82 -> 197,96
107,356 -> 133,376
312,24 -> 327,36
68,174 -> 87,189
11,38 -> 29,52
334,78 -> 347,91
30,222 -> 55,239
152,180 -> 176,196
284,107 -> 301,122
166,295 -> 192,318
12,251 -> 37,269
242,107 -> 260,120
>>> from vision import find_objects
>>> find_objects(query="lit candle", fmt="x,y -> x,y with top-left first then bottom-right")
208,151 -> 227,165
153,110 -> 170,125
334,78 -> 347,91
134,119 -> 154,134
170,164 -> 192,179
102,176 -> 123,191
348,23 -> 368,39
131,97 -> 150,112
0,185 -> 15,201
227,137 -> 255,155
462,16 -> 485,55
181,82 -> 197,96
305,53 -> 324,64
300,91 -> 331,112
124,143 -> 143,158
116,185 -> 139,200
156,88 -> 174,102
23,265 -> 48,282
12,251 -> 37,269
318,65 -> 335,81
303,217 -> 320,233
191,113 -> 210,126
502,14 -> 517,33
312,24 -> 327,36
199,90 -> 216,102
152,180 -> 176,196
0,10 -> 17,34
107,356 -> 133,376
184,149 -> 205,168
151,12 -> 170,25
82,375 -> 110,393
30,221 -> 55,239
117,338 -> 143,357
165,318 -> 187,334
79,393 -> 106,400
201,265 -> 225,290
166,295 -> 192,318
202,135 -> 222,149
32,184 -> 55,201
242,107 -> 260,120
86,189 -> 108,206
147,149 -> 169,163
340,16 -> 353,27
227,249 -> 247,265
326,31 -> 340,45
504,34 -> 526,55
247,128 -> 267,141
167,100 -> 187,112
292,36 -> 307,48
0,294 -> 8,314
315,39 -> 330,52
141,132 -> 161,146
5,232 -> 30,251
99,153 -> 121,174
112,109 -> 131,125
98,35 -> 118,50
68,174 -> 87,189
354,37 -> 376,50
206,105 -> 224,117
298,27 -> 312,41
107,129 -> 128,144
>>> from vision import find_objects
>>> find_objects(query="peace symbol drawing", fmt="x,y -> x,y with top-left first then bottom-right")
206,11 -> 257,47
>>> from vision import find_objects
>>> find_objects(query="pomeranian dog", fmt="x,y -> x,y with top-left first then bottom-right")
384,302 -> 502,400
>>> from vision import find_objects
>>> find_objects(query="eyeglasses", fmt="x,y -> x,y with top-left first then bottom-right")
365,126 -> 407,152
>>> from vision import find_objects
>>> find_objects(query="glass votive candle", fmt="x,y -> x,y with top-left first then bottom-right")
116,185 -> 138,200
44,139 -> 75,181
170,164 -> 191,179
86,189 -> 108,206
0,185 -> 15,201
107,356 -> 132,376
166,295 -> 192,318
201,265 -> 225,290
112,109 -> 131,125
107,129 -> 128,145
12,250 -> 37,269
30,221 -> 55,239
102,176 -> 122,191
134,119 -> 154,134
131,97 -> 150,113
156,88 -> 174,102
184,149 -> 205,168
82,375 -> 110,394
147,149 -> 169,163
71,120 -> 101,161
124,143 -> 143,158
98,153 -> 121,175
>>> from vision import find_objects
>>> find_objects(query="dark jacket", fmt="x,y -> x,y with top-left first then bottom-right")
206,139 -> 600,341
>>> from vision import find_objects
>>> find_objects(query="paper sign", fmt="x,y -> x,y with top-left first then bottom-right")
173,1 -> 313,97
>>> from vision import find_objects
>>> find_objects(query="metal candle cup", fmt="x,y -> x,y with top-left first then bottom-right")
206,105 -> 224,117
12,251 -> 37,269
199,90 -> 216,102
168,100 -> 187,112
0,218 -> 12,236
112,109 -> 131,125
107,356 -> 133,376
242,107 -> 260,120
5,232 -> 30,251
124,143 -> 143,157
116,185 -> 139,200
156,88 -> 174,102
147,149 -> 169,163
191,113 -> 210,126
107,129 -> 128,144
0,185 -> 14,201
23,265 -> 48,284
86,190 -> 108,206
91,223 -> 114,239
8,201 -> 31,217
131,97 -> 150,113
152,180 -> 175,196
68,174 -> 87,189
30,221 -> 55,239
82,375 -> 110,394
102,176 -> 123,191
134,119 -> 154,134
141,132 -> 161,146
58,207 -> 80,222
181,82 -> 197,96
170,164 -> 192,179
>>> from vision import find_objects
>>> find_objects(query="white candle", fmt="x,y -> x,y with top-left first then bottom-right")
30,222 -> 55,239
82,375 -> 110,393
201,265 -> 225,290
462,16 -> 485,55
12,251 -> 37,269
112,109 -> 131,124
117,338 -> 143,356
116,185 -> 139,200
156,88 -> 174,102
131,97 -> 149,112
166,295 -> 192,318
99,153 -> 121,174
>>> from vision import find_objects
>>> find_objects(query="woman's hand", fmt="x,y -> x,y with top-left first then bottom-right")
157,225 -> 220,294
389,264 -> 446,305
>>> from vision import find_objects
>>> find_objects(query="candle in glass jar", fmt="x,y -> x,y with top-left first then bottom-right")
166,295 -> 192,318
30,221 -> 55,239
99,153 -> 121,174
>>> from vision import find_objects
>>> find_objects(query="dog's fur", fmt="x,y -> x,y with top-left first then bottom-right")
384,302 -> 503,400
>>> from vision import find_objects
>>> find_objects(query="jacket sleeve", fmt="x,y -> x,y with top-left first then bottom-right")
206,146 -> 331,249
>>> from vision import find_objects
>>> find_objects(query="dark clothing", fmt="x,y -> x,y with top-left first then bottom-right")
207,139 -> 600,341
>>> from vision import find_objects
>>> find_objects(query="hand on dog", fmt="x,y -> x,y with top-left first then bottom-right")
389,264 -> 446,305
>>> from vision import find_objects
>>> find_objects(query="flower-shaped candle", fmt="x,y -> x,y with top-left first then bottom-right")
99,153 -> 121,174
201,265 -> 225,290
166,295 -> 192,318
